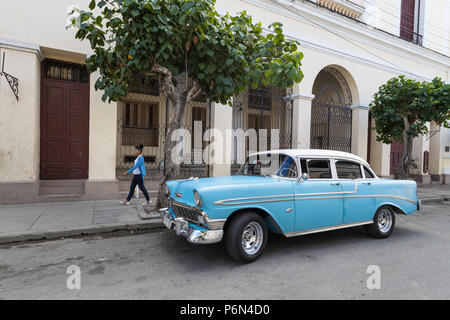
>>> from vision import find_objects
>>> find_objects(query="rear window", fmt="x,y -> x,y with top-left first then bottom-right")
335,161 -> 362,179
307,159 -> 332,179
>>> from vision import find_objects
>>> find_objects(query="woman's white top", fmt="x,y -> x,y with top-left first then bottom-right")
133,155 -> 142,175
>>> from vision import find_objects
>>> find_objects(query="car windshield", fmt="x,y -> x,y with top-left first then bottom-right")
236,154 -> 298,178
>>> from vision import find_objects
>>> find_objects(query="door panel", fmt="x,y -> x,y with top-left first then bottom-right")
390,141 -> 403,175
40,63 -> 89,180
293,180 -> 344,231
340,180 -> 376,224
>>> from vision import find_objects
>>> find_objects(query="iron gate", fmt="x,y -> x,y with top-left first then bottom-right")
231,85 -> 293,174
310,101 -> 352,152
116,75 -> 211,181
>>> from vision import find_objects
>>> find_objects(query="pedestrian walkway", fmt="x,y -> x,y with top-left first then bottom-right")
418,185 -> 450,203
0,186 -> 448,245
0,198 -> 162,245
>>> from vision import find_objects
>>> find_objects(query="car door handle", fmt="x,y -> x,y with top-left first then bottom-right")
362,182 -> 372,185
330,182 -> 340,186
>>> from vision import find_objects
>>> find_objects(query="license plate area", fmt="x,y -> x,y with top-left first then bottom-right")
163,214 -> 173,229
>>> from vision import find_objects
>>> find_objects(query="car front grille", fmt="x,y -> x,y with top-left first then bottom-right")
168,199 -> 202,224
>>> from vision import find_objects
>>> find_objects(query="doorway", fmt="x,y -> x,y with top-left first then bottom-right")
40,60 -> 89,179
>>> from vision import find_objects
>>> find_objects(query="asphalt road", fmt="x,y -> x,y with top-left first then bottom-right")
1,202 -> 449,299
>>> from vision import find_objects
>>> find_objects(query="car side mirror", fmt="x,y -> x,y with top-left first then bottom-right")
299,173 -> 309,182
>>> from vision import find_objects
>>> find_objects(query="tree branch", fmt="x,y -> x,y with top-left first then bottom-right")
151,61 -> 178,103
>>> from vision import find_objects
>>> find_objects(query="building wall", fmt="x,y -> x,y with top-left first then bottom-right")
0,0 -> 118,185
0,0 -> 449,203
0,47 -> 40,182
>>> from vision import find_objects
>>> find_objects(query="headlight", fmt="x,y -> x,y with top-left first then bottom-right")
193,190 -> 203,207
165,184 -> 170,198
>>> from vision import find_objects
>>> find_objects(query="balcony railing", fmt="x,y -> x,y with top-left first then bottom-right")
122,126 -> 160,147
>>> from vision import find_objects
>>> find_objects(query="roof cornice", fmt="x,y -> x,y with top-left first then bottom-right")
0,38 -> 43,61
242,0 -> 450,73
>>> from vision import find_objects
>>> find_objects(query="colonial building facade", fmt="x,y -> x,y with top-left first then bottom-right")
0,0 -> 449,203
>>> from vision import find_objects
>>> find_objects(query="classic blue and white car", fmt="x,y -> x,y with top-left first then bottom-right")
160,149 -> 420,262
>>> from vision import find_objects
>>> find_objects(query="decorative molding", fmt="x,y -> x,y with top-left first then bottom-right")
0,38 -> 43,61
350,104 -> 370,110
241,0 -> 450,74
316,0 -> 364,19
286,93 -> 316,101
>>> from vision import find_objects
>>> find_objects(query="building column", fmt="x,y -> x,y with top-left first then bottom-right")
368,116 -> 391,177
291,82 -> 314,149
208,100 -> 233,177
429,122 -> 445,184
410,123 -> 431,184
351,105 -> 369,160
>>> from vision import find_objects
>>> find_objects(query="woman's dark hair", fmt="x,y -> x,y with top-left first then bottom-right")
135,144 -> 144,152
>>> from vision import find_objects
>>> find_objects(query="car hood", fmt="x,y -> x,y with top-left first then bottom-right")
166,175 -> 294,207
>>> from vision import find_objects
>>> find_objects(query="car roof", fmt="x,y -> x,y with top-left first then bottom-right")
250,149 -> 370,166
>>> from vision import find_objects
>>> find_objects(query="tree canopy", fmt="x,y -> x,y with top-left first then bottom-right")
72,0 -> 304,104
370,75 -> 449,144
370,75 -> 449,178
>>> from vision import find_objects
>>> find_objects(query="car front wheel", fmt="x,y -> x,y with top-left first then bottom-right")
364,206 -> 395,238
225,212 -> 268,263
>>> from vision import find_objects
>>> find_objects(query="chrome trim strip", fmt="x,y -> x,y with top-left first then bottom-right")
213,182 -> 358,205
214,194 -> 417,206
285,220 -> 373,237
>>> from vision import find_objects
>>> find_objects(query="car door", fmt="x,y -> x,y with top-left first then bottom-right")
335,160 -> 377,224
292,158 -> 344,233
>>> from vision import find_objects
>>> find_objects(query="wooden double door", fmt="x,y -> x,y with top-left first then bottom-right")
40,61 -> 89,180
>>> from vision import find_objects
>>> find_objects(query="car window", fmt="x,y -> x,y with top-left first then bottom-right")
307,159 -> 332,179
363,166 -> 375,179
275,155 -> 298,178
300,159 -> 307,175
335,161 -> 362,179
236,154 -> 298,178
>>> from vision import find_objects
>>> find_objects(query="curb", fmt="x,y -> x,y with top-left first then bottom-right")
0,220 -> 166,246
420,197 -> 449,204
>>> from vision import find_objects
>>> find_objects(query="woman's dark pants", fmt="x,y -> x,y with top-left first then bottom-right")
126,174 -> 150,201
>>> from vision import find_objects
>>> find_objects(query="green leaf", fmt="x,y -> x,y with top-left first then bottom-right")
89,0 -> 96,10
170,5 -> 180,15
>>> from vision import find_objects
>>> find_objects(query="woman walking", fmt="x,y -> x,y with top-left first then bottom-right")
120,144 -> 152,206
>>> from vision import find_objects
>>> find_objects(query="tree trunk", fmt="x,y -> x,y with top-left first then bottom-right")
153,72 -> 201,209
394,116 -> 414,179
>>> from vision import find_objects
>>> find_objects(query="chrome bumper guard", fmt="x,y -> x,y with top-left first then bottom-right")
417,200 -> 422,211
160,208 -> 223,244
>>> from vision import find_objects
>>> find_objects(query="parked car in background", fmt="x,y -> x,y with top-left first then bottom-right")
160,149 -> 420,262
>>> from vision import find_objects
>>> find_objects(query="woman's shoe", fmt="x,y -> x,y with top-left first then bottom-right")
142,200 -> 152,207
120,200 -> 130,205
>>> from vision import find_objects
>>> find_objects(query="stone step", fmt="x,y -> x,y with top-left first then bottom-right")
36,194 -> 85,203
39,186 -> 84,196
39,179 -> 86,188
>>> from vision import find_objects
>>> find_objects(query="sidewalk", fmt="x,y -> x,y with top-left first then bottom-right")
0,198 -> 164,245
0,186 -> 448,245
417,185 -> 450,203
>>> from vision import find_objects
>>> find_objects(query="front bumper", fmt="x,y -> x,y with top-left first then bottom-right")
160,208 -> 223,244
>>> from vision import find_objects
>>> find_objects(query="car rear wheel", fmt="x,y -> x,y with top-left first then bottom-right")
364,206 -> 395,239
225,212 -> 268,263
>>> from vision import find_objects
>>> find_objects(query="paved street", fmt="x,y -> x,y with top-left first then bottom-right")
0,202 -> 449,300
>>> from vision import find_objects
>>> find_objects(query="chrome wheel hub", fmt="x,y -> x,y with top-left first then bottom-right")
241,222 -> 264,255
377,209 -> 393,233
